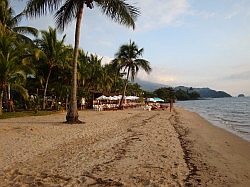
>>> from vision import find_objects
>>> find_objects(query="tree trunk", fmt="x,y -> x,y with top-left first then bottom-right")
66,4 -> 84,123
0,90 -> 3,115
119,69 -> 130,109
42,66 -> 52,110
7,84 -> 11,112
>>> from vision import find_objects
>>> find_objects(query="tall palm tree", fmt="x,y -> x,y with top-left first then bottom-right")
25,0 -> 140,123
0,0 -> 38,40
34,27 -> 69,109
113,40 -> 151,108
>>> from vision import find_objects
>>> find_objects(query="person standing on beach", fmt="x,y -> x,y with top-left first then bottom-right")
80,97 -> 85,110
170,99 -> 173,112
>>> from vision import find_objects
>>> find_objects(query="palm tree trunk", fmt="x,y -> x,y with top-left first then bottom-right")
0,83 -> 6,115
42,66 -> 52,110
66,3 -> 84,123
0,91 -> 3,115
7,84 -> 10,100
119,69 -> 130,109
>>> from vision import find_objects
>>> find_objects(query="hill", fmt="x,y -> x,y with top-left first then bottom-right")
134,78 -> 169,92
135,79 -> 232,98
175,86 -> 232,98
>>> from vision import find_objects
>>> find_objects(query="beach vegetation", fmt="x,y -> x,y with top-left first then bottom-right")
0,0 -> 38,41
0,31 -> 33,115
25,0 -> 140,123
33,27 -> 70,110
154,87 -> 176,102
112,40 -> 152,108
0,109 -> 55,119
0,1 -> 152,116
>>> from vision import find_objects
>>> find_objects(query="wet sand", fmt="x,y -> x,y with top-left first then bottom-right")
0,107 -> 249,186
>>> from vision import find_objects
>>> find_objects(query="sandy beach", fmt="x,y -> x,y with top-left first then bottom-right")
0,107 -> 250,187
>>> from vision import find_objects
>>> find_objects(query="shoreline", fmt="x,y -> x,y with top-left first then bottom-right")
175,97 -> 250,143
0,107 -> 250,186
173,107 -> 250,186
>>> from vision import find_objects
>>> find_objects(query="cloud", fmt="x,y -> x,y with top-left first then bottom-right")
225,10 -> 240,19
99,56 -> 113,65
135,0 -> 190,30
189,10 -> 216,19
137,66 -> 179,86
224,71 -> 250,81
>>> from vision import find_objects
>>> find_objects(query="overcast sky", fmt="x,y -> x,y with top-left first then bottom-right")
11,0 -> 250,96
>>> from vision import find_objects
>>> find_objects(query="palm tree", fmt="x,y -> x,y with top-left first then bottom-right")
109,59 -> 125,93
25,0 -> 140,123
78,52 -> 103,92
0,0 -> 38,40
113,40 -> 151,108
34,27 -> 70,109
0,31 -> 29,115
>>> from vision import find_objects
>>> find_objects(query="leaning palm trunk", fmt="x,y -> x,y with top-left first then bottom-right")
119,68 -> 130,109
66,4 -> 83,123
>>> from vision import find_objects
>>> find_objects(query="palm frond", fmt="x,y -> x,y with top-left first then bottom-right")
96,0 -> 140,29
11,84 -> 29,100
12,26 -> 38,37
9,12 -> 23,27
54,0 -> 79,31
25,0 -> 64,17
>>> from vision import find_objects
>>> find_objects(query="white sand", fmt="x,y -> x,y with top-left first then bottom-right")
0,107 -> 249,186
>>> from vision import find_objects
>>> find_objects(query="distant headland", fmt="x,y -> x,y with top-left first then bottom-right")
135,78 -> 232,98
238,94 -> 245,97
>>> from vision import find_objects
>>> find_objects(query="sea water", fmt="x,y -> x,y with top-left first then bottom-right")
175,97 -> 250,142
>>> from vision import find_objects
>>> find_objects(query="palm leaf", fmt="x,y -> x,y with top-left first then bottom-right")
25,0 -> 64,17
96,0 -> 140,29
12,26 -> 38,37
54,0 -> 78,30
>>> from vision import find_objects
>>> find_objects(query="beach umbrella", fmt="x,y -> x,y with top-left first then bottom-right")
107,96 -> 117,100
153,97 -> 164,102
125,96 -> 133,100
126,96 -> 139,100
96,95 -> 108,100
147,98 -> 155,102
117,95 -> 124,99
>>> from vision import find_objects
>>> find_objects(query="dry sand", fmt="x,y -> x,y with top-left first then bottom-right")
0,107 -> 249,187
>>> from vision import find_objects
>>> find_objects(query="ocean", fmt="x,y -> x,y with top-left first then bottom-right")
175,97 -> 250,142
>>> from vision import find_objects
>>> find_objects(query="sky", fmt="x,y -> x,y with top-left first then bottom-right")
11,0 -> 250,96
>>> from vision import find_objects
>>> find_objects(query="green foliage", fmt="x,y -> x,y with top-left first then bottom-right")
143,91 -> 157,98
0,110 -> 55,119
175,89 -> 190,100
0,0 -> 38,41
154,87 -> 176,102
126,83 -> 144,96
31,95 -> 41,113
112,40 -> 151,108
152,87 -> 200,101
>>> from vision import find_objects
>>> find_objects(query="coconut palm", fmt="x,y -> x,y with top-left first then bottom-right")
78,52 -> 104,92
0,31 -> 30,115
25,0 -> 140,123
109,59 -> 125,93
100,64 -> 114,93
113,40 -> 151,108
0,0 -> 38,41
34,27 -> 70,109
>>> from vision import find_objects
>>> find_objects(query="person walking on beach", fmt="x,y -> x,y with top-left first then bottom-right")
170,99 -> 173,112
80,97 -> 85,110
8,100 -> 14,112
